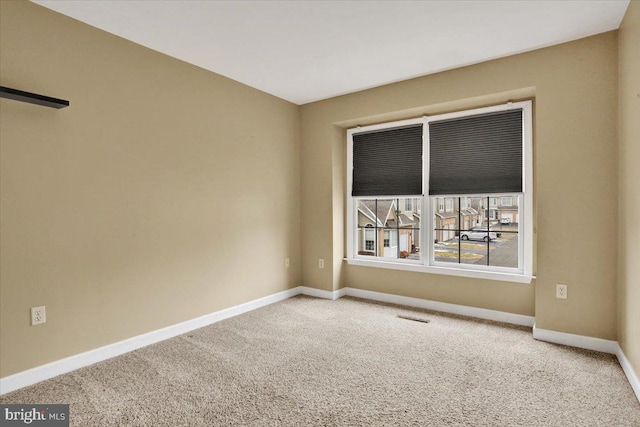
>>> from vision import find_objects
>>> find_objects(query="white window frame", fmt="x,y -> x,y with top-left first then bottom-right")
346,101 -> 534,284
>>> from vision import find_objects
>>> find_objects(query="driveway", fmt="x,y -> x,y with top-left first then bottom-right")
434,231 -> 518,268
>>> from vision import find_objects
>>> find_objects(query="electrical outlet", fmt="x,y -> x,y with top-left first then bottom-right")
556,284 -> 568,299
318,258 -> 325,269
31,306 -> 46,325
285,258 -> 290,268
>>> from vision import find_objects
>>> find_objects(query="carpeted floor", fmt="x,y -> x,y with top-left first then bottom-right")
2,296 -> 639,426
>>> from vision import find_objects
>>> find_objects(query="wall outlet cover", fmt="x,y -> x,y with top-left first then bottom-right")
31,306 -> 46,325
556,284 -> 568,299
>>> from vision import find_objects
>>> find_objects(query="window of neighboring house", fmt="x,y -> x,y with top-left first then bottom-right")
445,198 -> 454,212
363,226 -> 375,252
405,199 -> 413,211
346,101 -> 533,283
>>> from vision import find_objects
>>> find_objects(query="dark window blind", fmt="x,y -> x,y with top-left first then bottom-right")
429,109 -> 523,195
352,124 -> 423,197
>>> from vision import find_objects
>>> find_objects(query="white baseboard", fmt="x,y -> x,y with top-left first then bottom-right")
532,324 -> 618,354
0,287 -> 300,396
531,326 -> 639,403
616,344 -> 640,403
298,286 -> 342,300
340,287 -> 535,327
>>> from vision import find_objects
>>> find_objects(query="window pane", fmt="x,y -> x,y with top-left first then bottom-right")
356,198 -> 421,261
458,200 -> 492,265
490,199 -> 519,268
397,197 -> 421,258
496,197 -> 519,226
433,196 -> 459,263
380,229 -> 399,259
433,197 -> 459,243
460,196 -> 483,230
489,233 -> 519,268
432,195 -> 520,270
402,228 -> 421,259
356,199 -> 378,256
357,199 -> 379,228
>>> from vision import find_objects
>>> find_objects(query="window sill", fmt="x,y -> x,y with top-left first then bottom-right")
344,258 -> 535,284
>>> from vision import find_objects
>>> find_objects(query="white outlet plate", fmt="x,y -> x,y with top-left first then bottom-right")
318,258 -> 325,269
285,258 -> 290,268
31,306 -> 46,325
556,284 -> 568,299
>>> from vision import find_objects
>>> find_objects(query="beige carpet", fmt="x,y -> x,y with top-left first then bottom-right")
2,296 -> 639,426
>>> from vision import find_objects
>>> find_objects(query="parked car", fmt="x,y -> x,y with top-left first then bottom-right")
460,227 -> 498,242
500,217 -> 511,225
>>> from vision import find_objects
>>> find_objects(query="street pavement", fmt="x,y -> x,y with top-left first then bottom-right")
434,231 -> 519,268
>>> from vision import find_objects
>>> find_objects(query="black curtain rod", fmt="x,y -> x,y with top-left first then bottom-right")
0,86 -> 69,109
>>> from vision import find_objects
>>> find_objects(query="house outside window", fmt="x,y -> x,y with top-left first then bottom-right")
346,101 -> 533,283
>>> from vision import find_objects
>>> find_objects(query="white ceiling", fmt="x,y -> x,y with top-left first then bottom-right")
33,0 -> 629,105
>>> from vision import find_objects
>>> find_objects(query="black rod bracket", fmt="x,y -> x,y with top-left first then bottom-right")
0,86 -> 69,109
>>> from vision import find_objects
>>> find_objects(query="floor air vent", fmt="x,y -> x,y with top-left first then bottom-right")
397,314 -> 431,324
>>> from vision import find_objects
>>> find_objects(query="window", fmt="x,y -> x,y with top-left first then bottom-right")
356,198 -> 422,259
362,225 -> 375,253
405,199 -> 413,211
445,198 -> 454,212
434,195 -> 520,269
347,101 -> 533,283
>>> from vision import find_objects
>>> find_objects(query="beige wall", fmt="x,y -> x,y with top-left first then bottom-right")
0,0 -> 301,377
618,0 -> 640,378
301,32 -> 619,339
